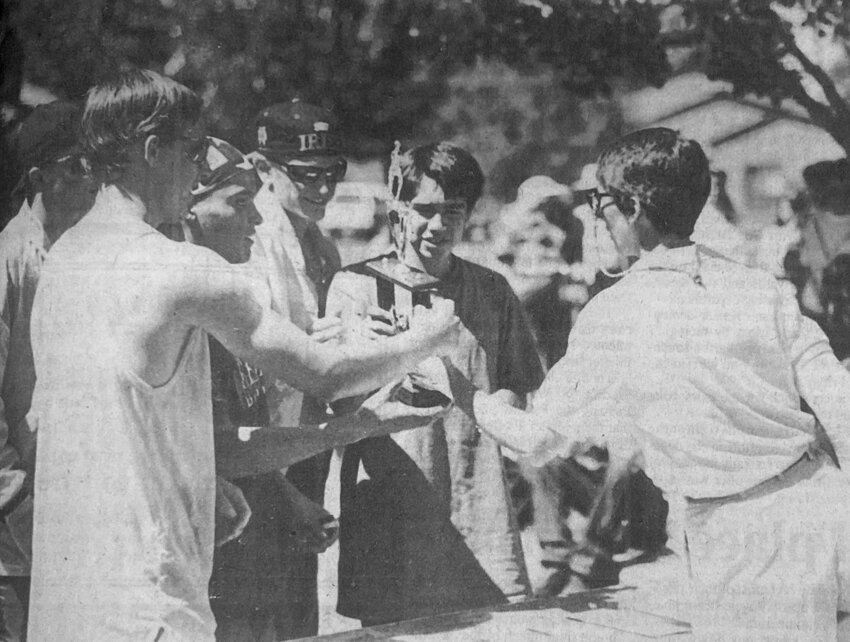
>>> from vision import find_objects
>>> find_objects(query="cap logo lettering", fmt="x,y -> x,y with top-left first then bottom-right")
298,131 -> 328,152
257,126 -> 268,147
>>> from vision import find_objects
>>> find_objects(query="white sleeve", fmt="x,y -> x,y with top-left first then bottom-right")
783,291 -> 850,468
523,300 -> 638,464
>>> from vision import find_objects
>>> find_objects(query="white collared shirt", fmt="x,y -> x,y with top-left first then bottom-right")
530,243 -> 850,499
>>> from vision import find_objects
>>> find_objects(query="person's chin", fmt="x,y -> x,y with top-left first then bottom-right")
300,200 -> 328,221
240,237 -> 254,261
416,241 -> 450,262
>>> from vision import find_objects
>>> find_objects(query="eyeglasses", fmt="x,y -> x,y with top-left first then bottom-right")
581,188 -> 614,219
281,159 -> 347,184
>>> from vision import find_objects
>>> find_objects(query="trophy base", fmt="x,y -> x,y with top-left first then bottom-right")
394,376 -> 451,408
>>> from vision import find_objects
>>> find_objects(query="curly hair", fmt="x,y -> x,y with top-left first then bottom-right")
398,142 -> 484,210
596,128 -> 710,238
81,69 -> 201,176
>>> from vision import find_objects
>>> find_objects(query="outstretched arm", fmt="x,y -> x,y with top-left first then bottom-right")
445,300 -> 631,465
215,381 -> 449,477
170,249 -> 459,401
445,362 -> 566,459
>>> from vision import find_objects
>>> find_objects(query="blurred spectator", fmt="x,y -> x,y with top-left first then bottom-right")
796,159 -> 850,319
494,175 -> 585,368
822,253 -> 850,365
692,170 -> 748,264
757,199 -> 799,273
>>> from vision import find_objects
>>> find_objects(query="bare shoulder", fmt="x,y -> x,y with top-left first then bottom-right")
116,234 -> 258,326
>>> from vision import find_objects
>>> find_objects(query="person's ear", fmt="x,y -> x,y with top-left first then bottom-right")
629,197 -> 642,223
25,167 -> 45,207
143,135 -> 160,166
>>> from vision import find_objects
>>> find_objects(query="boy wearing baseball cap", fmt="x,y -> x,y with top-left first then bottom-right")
214,100 -> 347,640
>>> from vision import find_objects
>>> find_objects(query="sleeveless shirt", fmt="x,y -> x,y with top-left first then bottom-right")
28,187 -> 216,641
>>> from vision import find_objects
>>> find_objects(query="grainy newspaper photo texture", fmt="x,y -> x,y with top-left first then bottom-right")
3,1 -> 850,640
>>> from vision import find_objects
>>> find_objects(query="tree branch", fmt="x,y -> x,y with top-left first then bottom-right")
778,26 -> 850,123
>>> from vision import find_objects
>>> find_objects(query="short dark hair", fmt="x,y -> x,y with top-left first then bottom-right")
596,128 -> 710,238
398,142 -> 484,210
81,69 -> 201,173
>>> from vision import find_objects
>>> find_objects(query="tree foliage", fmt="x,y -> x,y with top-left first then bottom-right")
6,0 -> 850,156
5,0 -> 670,156
667,0 -> 850,153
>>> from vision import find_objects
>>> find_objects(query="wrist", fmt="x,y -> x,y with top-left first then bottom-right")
399,326 -> 437,361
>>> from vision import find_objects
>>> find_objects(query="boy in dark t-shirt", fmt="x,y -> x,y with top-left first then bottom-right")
327,143 -> 544,625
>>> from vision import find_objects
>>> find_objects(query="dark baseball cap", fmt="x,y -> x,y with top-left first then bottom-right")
7,101 -> 82,177
253,99 -> 341,160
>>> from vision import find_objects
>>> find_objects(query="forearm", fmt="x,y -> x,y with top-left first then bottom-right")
449,367 -> 563,460
253,321 -> 440,402
186,267 -> 450,402
215,391 -> 444,478
472,391 -> 564,459
215,425 -> 341,479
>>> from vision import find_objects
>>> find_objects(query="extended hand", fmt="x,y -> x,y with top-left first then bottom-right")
309,315 -> 343,344
215,476 -> 252,547
282,488 -> 339,554
407,297 -> 461,356
365,305 -> 399,337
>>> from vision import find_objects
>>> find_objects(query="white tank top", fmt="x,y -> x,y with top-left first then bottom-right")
28,187 -> 216,641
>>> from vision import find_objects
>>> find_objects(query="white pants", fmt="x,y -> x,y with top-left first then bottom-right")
682,451 -> 850,641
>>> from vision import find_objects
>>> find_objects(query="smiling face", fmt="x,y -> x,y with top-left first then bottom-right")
401,175 -> 467,274
189,171 -> 262,264
279,154 -> 346,222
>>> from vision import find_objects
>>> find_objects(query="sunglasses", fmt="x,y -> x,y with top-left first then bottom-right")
281,159 -> 347,184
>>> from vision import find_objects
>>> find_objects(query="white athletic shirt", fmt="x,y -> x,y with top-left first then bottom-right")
248,182 -> 312,426
28,186 -> 216,641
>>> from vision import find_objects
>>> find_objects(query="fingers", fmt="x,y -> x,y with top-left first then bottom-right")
366,305 -> 394,325
364,306 -> 398,336
309,315 -> 343,343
